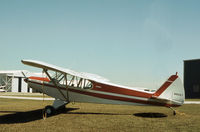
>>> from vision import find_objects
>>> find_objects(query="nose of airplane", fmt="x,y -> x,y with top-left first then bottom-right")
24,78 -> 28,82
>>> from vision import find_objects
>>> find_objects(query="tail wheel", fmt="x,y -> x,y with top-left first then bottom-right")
45,105 -> 55,116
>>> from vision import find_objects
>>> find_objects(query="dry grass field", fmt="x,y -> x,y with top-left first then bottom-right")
0,98 -> 200,132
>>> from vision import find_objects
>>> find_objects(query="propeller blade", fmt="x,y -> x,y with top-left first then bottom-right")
21,71 -> 27,78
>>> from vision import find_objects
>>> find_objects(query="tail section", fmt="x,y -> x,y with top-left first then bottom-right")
153,73 -> 185,106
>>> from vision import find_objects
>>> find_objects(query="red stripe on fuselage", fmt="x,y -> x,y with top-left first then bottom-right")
29,76 -> 50,82
27,80 -> 180,107
68,88 -> 178,107
91,82 -> 153,98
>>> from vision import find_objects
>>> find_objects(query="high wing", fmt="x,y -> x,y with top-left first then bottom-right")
22,59 -> 185,116
21,60 -> 109,83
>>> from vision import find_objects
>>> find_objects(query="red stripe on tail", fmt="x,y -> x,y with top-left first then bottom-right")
153,74 -> 178,97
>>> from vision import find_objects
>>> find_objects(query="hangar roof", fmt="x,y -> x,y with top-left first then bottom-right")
0,70 -> 42,77
184,59 -> 200,62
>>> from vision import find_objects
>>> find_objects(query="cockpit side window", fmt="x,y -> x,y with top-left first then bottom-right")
45,70 -> 93,89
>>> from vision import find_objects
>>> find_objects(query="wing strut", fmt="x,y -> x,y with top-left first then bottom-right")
64,73 -> 69,101
43,69 -> 69,101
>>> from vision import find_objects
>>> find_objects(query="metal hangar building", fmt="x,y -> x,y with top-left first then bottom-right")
0,70 -> 41,93
184,59 -> 200,98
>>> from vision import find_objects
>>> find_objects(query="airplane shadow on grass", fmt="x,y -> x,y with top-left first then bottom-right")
0,107 -> 79,124
0,108 -> 167,124
0,107 -> 130,124
0,109 -> 44,124
134,112 -> 167,118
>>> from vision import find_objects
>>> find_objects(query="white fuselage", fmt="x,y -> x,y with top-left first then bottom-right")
26,78 -> 181,107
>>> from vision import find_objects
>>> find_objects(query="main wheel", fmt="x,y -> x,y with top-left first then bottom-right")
45,105 -> 55,116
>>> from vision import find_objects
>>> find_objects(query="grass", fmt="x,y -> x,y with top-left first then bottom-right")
0,98 -> 200,132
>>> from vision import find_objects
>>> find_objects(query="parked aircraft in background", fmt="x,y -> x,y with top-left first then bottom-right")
21,60 -> 185,116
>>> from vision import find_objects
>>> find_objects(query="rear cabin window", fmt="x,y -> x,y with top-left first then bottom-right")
83,80 -> 93,89
47,71 -> 93,89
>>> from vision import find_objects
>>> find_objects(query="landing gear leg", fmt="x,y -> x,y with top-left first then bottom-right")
169,107 -> 176,116
44,99 -> 69,116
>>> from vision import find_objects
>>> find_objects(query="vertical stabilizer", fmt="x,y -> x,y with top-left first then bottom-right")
153,74 -> 185,106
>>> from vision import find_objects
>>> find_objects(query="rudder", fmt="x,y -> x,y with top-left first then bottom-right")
153,73 -> 185,106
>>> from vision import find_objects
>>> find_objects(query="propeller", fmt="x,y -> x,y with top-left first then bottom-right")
21,71 -> 31,93
21,71 -> 29,83
21,71 -> 27,78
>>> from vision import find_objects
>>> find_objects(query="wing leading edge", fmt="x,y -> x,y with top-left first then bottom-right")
21,60 -> 109,83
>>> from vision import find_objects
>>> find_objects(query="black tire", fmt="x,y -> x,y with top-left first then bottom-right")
45,105 -> 55,116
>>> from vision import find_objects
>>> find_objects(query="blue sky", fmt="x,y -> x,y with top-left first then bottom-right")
0,0 -> 200,88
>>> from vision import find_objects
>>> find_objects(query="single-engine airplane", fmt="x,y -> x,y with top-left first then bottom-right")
21,60 -> 185,116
